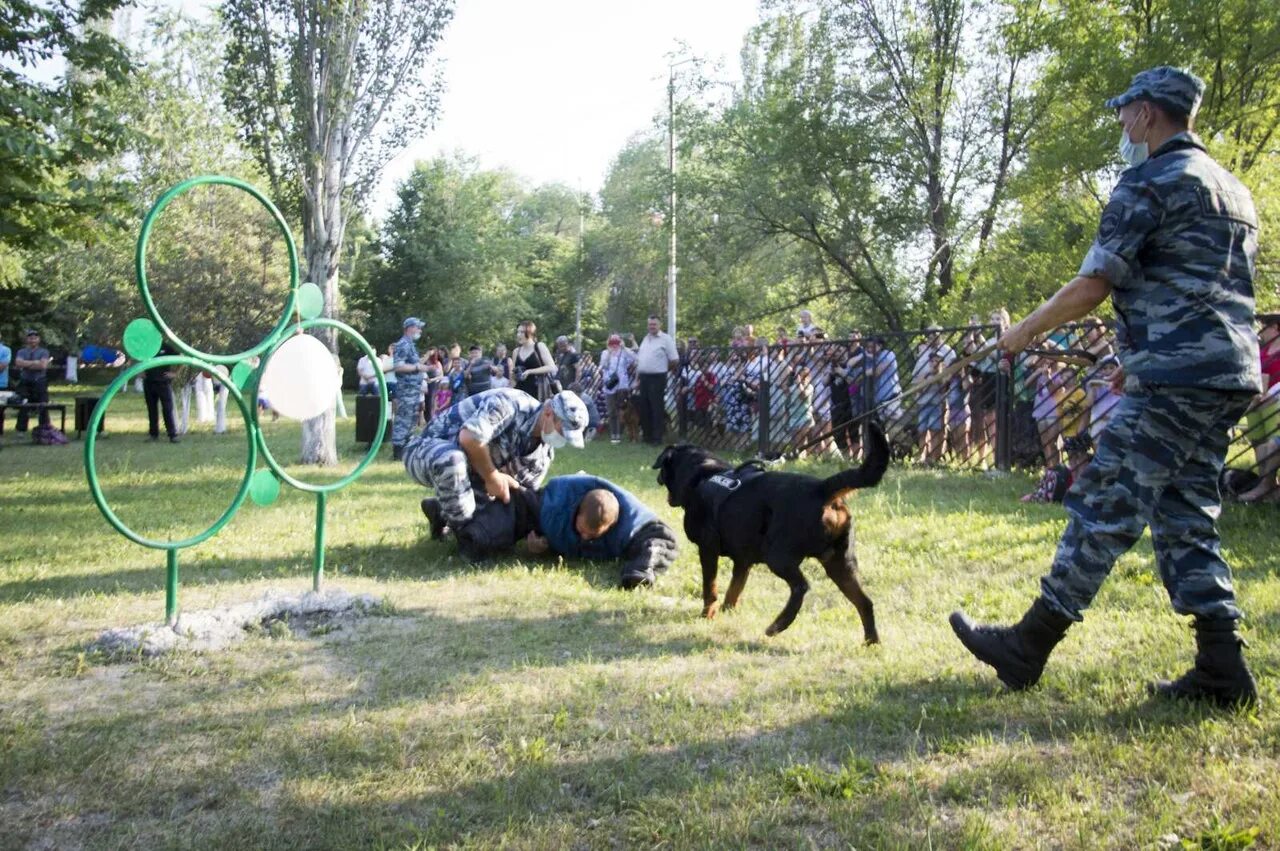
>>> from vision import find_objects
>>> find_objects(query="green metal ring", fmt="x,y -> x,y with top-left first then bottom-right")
253,318 -> 388,494
84,356 -> 258,550
135,175 -> 299,366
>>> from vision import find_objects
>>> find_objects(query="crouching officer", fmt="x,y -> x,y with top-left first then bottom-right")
406,387 -> 589,534
949,66 -> 1264,708
454,474 -> 680,589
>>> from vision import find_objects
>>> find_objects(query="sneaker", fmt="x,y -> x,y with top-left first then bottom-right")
610,438 -> 621,445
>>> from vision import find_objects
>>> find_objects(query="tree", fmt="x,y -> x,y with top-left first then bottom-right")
0,0 -> 133,338
221,0 -> 454,464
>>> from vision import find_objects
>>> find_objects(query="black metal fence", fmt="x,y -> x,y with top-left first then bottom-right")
571,314 -> 1280,502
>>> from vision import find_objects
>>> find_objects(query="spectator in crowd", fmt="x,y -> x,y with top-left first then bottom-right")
555,335 -> 582,391
382,343 -> 398,414
730,326 -> 747,348
0,331 -> 10,391
1239,317 -> 1280,502
465,344 -> 495,397
356,349 -> 381,395
1081,317 -> 1115,361
390,317 -> 428,460
622,332 -> 639,353
946,357 -> 971,462
143,345 -> 180,443
407,388 -> 590,537
636,315 -> 679,445
492,343 -> 514,388
13,329 -> 51,431
787,364 -> 816,455
864,336 -> 902,425
743,323 -> 757,348
826,342 -> 861,461
797,309 -> 818,339
910,351 -> 946,465
690,347 -> 718,433
1085,354 -> 1124,444
600,333 -> 636,444
513,320 -> 557,400
724,348 -> 754,436
1031,353 -> 1067,469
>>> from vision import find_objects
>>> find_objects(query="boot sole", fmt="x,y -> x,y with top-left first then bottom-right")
949,612 -> 1036,691
420,499 -> 446,540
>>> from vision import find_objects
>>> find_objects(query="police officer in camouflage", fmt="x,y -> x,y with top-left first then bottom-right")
390,317 -> 428,460
406,387 -> 590,537
949,66 -> 1263,708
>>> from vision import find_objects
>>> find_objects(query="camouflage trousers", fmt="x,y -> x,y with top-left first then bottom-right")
1042,385 -> 1254,622
390,384 -> 421,448
403,436 -> 480,526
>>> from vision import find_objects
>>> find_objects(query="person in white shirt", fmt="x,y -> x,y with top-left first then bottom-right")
635,315 -> 679,445
356,352 -> 380,395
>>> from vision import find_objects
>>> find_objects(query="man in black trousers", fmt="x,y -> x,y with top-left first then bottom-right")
144,346 -> 180,443
634,315 -> 678,445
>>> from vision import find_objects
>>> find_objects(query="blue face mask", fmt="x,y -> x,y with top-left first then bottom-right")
1118,110 -> 1150,167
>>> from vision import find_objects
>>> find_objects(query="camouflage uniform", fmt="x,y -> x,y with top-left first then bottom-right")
1042,128 -> 1260,622
391,334 -> 422,450
403,388 -> 556,526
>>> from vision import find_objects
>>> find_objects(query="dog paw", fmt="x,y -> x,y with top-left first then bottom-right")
701,602 -> 720,620
863,635 -> 880,646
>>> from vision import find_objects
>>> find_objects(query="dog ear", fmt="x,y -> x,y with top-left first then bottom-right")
652,446 -> 675,470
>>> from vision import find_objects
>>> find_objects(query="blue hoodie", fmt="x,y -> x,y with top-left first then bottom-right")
539,475 -> 658,559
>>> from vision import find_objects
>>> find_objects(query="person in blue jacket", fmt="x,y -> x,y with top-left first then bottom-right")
444,473 -> 679,589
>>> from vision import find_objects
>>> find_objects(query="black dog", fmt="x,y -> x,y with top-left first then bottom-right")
653,424 -> 889,640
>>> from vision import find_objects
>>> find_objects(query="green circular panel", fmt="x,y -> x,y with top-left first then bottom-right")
135,175 -> 299,366
249,469 -> 281,506
231,361 -> 255,390
297,282 -> 325,320
255,318 -> 387,494
123,317 -> 163,360
84,356 -> 258,550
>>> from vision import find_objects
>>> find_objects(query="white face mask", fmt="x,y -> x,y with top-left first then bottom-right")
1118,110 -> 1150,167
542,426 -> 567,449
410,331 -> 421,342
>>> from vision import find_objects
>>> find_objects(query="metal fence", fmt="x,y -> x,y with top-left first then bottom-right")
567,314 -> 1280,501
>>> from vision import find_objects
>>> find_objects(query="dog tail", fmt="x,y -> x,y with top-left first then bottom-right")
821,422 -> 889,501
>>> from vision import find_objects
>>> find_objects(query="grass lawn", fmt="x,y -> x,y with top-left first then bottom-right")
1,378 -> 1277,850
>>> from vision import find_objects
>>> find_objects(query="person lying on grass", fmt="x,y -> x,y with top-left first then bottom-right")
423,474 -> 679,589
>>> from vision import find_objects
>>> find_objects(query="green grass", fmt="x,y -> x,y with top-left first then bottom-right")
1,377 -> 1278,849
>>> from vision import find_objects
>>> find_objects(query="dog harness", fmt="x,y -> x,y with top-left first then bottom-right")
696,461 -> 767,525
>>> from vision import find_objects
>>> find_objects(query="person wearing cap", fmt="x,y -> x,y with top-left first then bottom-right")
950,66 -> 1264,708
390,317 -> 428,459
447,474 -> 680,589
13,329 -> 52,431
406,387 -> 590,536
554,335 -> 582,391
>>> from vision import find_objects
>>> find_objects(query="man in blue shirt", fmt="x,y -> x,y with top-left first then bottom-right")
450,473 -> 679,589
950,67 -> 1263,708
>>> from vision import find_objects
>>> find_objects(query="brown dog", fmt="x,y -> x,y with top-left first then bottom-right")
621,393 -> 643,443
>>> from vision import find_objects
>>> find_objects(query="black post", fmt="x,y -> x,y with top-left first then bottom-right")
995,367 -> 1012,471
758,349 -> 771,457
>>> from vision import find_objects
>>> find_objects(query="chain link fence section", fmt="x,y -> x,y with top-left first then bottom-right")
581,314 -> 1279,499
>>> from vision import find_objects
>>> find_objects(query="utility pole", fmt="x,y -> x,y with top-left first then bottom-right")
667,57 -> 693,340
575,187 -> 585,352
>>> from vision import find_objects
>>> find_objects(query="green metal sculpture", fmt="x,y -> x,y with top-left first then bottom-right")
84,175 -> 388,625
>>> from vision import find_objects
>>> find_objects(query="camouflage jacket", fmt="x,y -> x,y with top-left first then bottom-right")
423,388 -> 552,490
392,336 -> 422,392
1078,132 -> 1261,392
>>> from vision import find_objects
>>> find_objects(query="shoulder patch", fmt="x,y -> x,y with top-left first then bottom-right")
1098,209 -> 1121,242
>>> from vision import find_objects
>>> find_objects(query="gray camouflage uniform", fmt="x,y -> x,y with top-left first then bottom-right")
1042,107 -> 1261,621
391,334 -> 422,450
403,388 -> 555,526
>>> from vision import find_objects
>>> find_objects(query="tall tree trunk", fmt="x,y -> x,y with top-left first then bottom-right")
300,159 -> 344,465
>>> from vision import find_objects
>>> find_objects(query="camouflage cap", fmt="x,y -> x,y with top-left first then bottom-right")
1105,65 -> 1205,119
549,390 -> 590,448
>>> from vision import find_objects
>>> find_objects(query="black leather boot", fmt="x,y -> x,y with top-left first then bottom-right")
949,598 -> 1073,690
420,498 -> 446,540
392,445 -> 404,461
1151,618 -> 1259,709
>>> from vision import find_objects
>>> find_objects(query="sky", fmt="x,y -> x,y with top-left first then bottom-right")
369,0 -> 761,216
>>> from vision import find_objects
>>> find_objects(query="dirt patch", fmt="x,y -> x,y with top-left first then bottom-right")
85,589 -> 386,658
